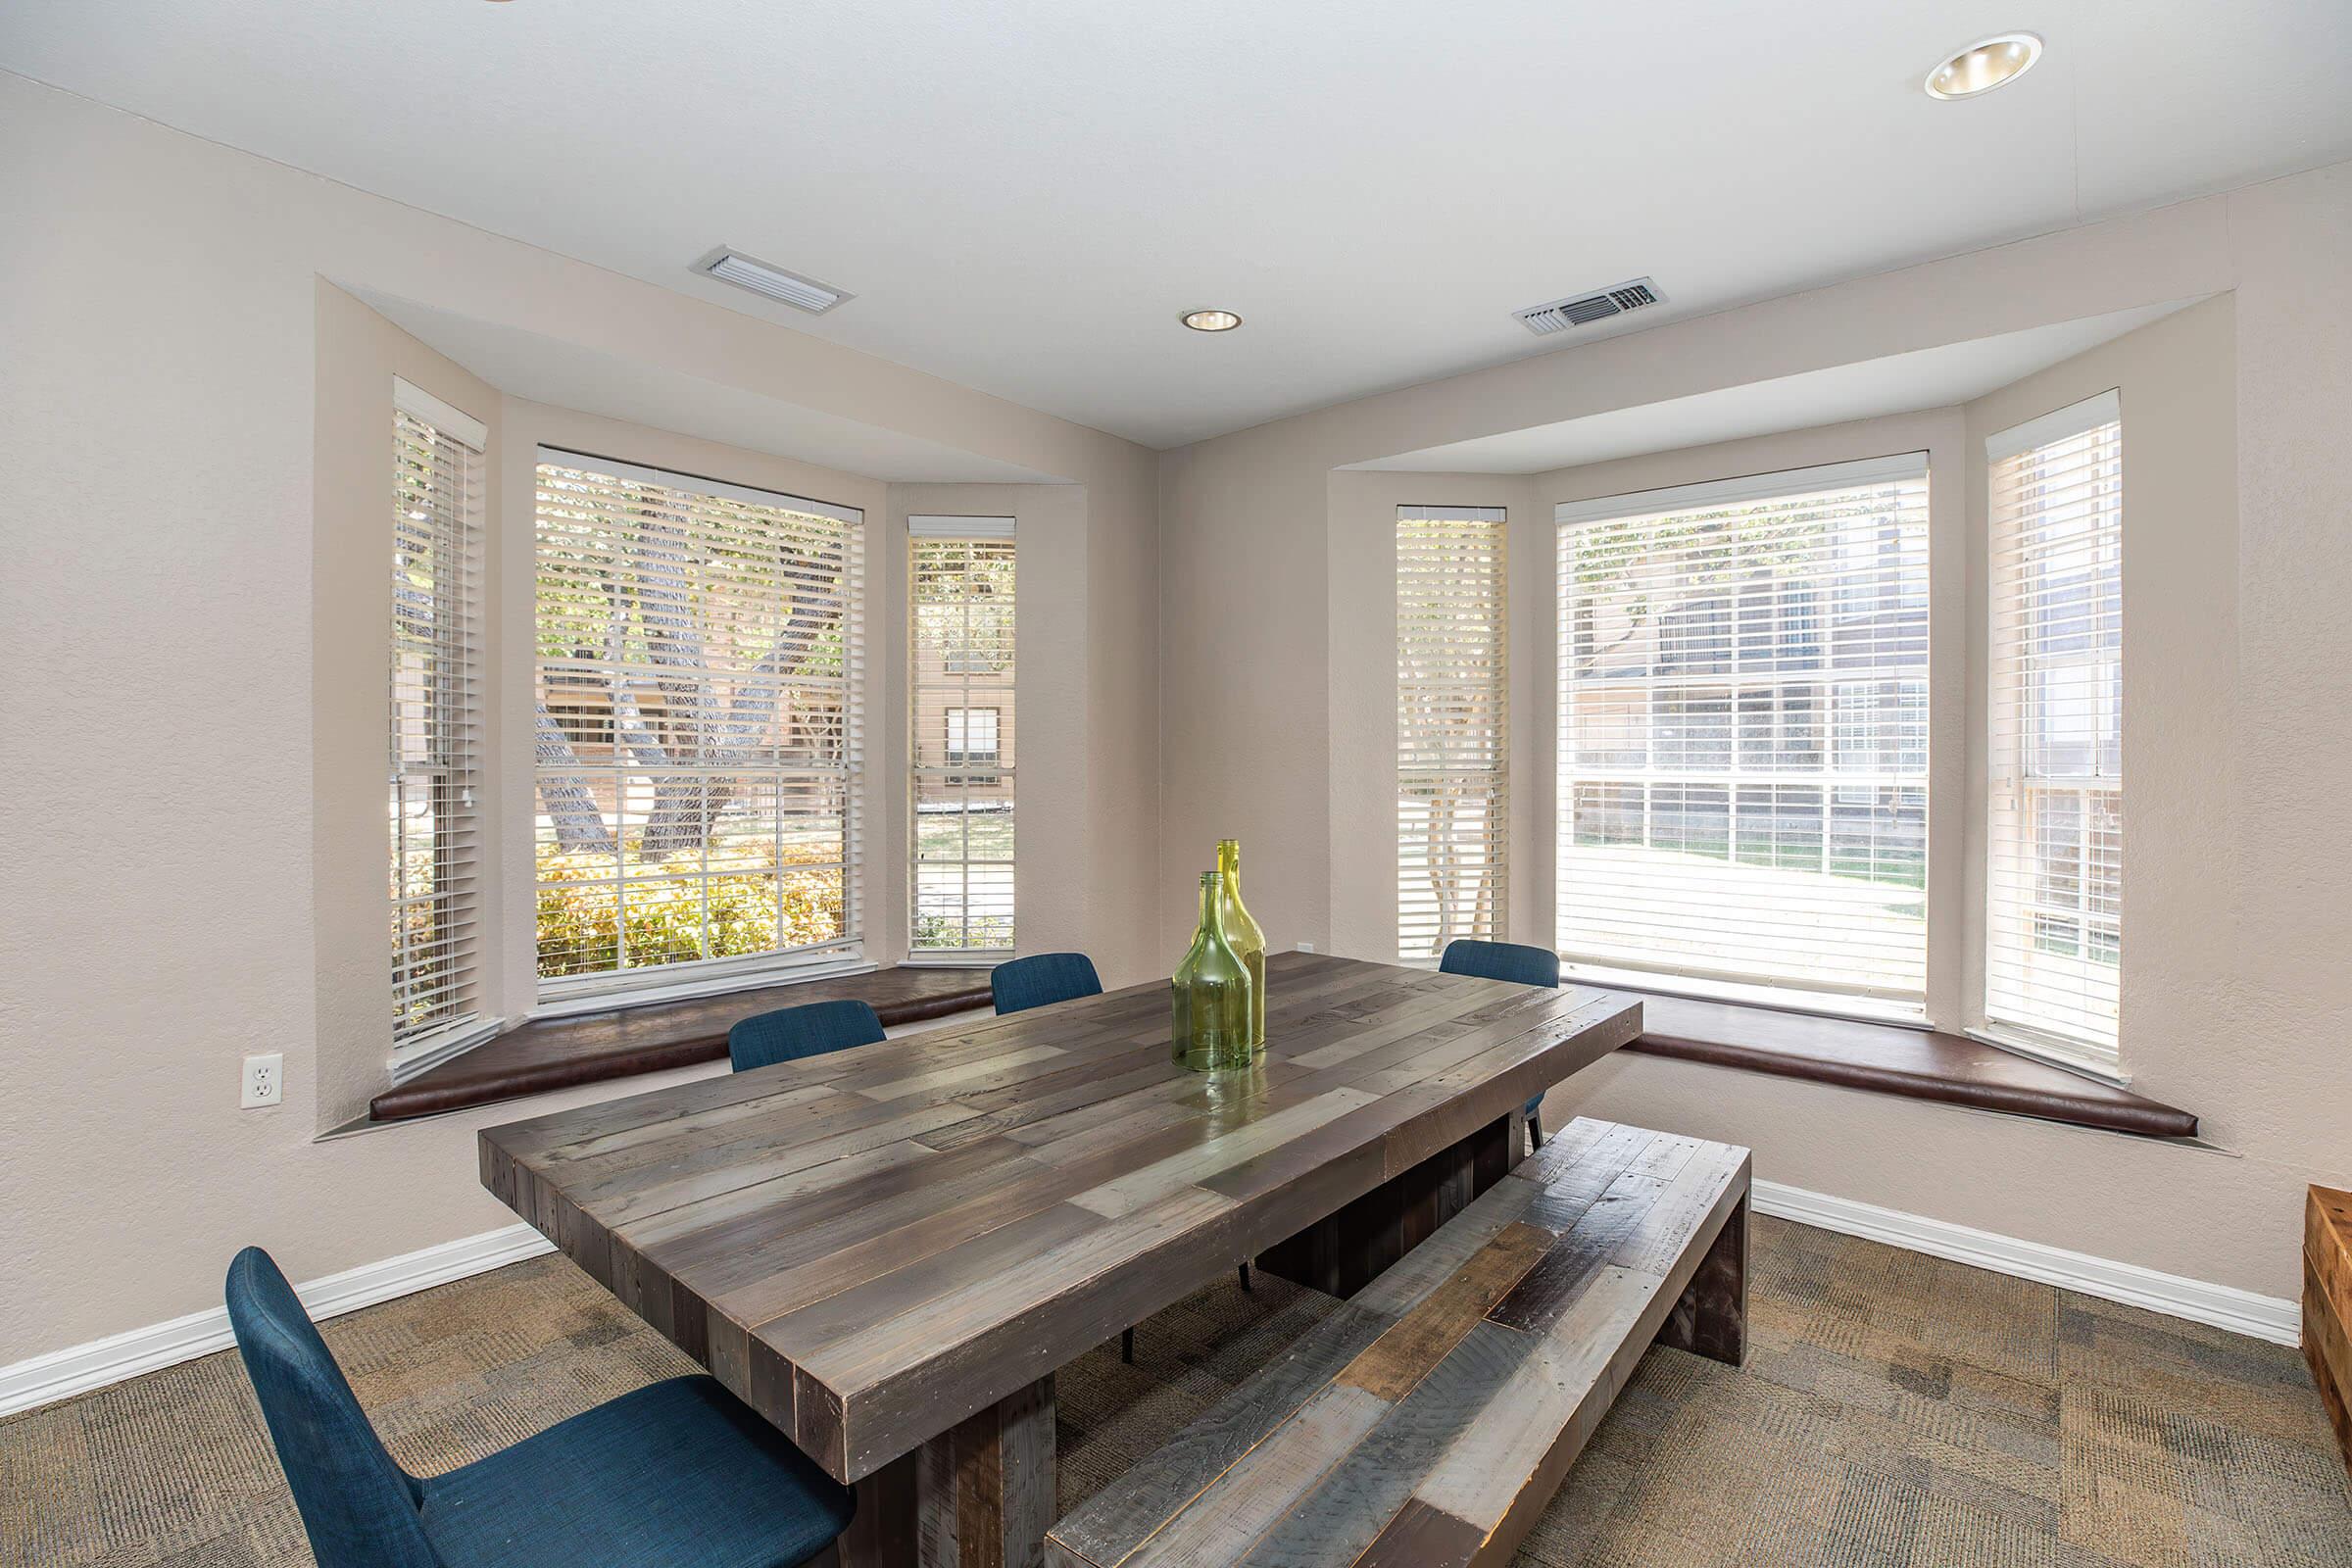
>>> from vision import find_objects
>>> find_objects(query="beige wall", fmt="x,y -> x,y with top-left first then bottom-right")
0,75 -> 1158,1366
1160,168 -> 2352,1301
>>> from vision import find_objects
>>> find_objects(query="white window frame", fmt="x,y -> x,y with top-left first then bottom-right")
907,515 -> 1017,962
388,379 -> 502,1078
530,446 -> 868,1006
1977,391 -> 2126,1077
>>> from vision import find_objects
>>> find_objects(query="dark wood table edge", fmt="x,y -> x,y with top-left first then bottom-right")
369,964 -> 997,1123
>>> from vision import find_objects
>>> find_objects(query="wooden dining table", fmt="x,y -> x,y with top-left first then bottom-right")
478,951 -> 1641,1567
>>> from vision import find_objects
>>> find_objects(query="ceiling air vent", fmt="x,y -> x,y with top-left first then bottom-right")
692,246 -> 853,315
1511,277 -> 1664,337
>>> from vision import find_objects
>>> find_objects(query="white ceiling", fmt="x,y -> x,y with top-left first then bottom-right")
6,2 -> 2348,448
1353,300 -> 2191,473
354,289 -> 1063,484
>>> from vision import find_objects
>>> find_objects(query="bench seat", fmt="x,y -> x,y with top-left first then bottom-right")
1045,1116 -> 1751,1568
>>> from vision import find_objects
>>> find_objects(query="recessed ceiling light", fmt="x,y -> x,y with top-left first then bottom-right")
1181,310 -> 1243,332
1924,32 -> 2043,100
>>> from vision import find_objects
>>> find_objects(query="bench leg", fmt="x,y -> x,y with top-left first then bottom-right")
1656,1192 -> 1748,1367
843,1374 -> 1056,1568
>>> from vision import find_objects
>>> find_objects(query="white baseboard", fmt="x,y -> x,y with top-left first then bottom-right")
1,1182 -> 2302,1418
0,1223 -> 554,1419
1753,1178 -> 2300,1347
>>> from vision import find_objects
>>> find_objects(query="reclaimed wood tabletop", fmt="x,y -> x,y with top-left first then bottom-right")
478,952 -> 1640,1563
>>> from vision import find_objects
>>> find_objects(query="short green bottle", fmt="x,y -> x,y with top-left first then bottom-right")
1173,870 -> 1255,1071
1216,839 -> 1267,1048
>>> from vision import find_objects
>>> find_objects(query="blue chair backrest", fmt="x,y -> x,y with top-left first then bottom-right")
992,952 -> 1103,1015
226,1248 -> 441,1568
1439,939 -> 1560,990
729,999 -> 887,1072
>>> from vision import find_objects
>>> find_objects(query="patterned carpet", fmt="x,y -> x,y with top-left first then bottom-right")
4,1215 -> 2346,1567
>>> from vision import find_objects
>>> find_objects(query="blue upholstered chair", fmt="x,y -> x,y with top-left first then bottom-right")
1440,938 -> 1564,1150
225,1247 -> 853,1568
729,998 -> 886,1072
991,952 -> 1103,1015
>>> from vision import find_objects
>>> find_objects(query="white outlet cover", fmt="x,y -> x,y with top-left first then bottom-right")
241,1053 -> 284,1108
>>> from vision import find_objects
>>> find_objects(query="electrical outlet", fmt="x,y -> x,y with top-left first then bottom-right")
1296,941 -> 1316,953
241,1053 -> 283,1108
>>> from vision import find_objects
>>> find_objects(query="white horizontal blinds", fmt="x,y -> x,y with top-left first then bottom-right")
1985,393 -> 2123,1065
1557,456 -> 1931,1007
532,449 -> 865,993
389,385 -> 486,1047
1397,507 -> 1508,961
909,517 -> 1016,954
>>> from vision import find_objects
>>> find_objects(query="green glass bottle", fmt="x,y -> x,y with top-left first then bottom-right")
1216,839 -> 1267,1048
1173,870 -> 1255,1071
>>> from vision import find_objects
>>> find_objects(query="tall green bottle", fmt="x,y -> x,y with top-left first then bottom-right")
1216,839 -> 1267,1048
1173,871 -> 1254,1071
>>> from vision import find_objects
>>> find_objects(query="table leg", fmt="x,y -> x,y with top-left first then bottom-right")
841,1375 -> 1056,1568
1655,1191 -> 1748,1367
1253,1111 -> 1518,1298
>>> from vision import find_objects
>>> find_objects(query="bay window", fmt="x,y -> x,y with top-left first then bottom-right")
389,381 -> 490,1057
1397,506 -> 1509,961
1984,393 -> 2124,1068
909,518 -> 1016,956
1555,456 -> 1932,1011
531,450 -> 866,997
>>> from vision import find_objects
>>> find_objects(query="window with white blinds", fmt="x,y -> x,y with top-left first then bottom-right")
910,518 -> 1015,955
1397,506 -> 1508,961
1984,393 -> 2123,1068
390,381 -> 488,1053
1557,456 -> 1931,1010
533,450 -> 865,996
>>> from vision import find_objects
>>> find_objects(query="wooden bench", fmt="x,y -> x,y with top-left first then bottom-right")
1045,1117 -> 1750,1568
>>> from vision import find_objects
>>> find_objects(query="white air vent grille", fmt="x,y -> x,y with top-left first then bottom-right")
693,247 -> 853,315
1512,277 -> 1663,336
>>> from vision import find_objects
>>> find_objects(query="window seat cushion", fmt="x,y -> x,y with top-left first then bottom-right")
367,966 -> 995,1123
1621,992 -> 2195,1139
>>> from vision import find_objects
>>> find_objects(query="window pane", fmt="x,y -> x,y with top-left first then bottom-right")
390,403 -> 484,1045
1986,406 -> 2123,1064
911,533 -> 1016,951
533,459 -> 864,990
1397,507 -> 1508,961
1557,463 -> 1930,1005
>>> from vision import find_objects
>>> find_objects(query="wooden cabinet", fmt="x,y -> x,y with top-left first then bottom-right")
2306,1185 -> 2352,1479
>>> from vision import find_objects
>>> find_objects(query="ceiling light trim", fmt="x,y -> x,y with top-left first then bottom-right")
1923,32 -> 2044,101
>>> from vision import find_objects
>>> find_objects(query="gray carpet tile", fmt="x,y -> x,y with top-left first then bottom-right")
3,1216 -> 2345,1567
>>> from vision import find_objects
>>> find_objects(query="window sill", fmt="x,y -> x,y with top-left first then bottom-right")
365,964 -> 997,1123
1618,990 -> 2195,1140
